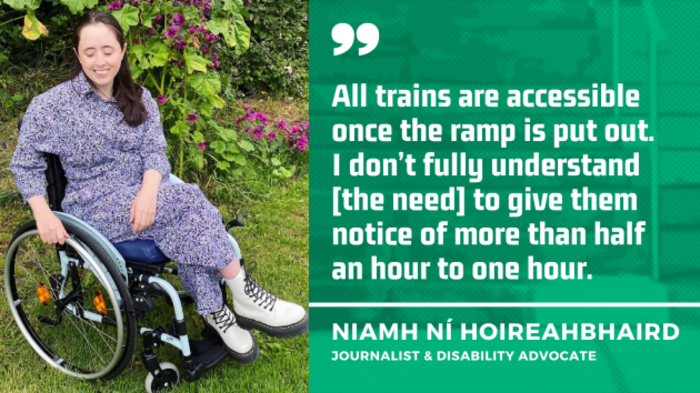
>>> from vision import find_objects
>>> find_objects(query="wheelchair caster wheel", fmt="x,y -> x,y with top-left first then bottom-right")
145,362 -> 179,393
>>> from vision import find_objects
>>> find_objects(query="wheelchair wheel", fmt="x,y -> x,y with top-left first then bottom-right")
145,362 -> 180,393
5,220 -> 137,380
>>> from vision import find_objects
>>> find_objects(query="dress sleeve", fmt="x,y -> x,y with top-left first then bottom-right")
140,87 -> 171,180
10,97 -> 48,205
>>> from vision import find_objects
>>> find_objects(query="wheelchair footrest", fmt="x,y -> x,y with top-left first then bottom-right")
182,338 -> 228,382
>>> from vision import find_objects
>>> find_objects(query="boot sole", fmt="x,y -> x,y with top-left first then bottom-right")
202,323 -> 259,364
235,311 -> 309,339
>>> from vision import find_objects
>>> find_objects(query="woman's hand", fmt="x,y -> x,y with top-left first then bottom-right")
130,186 -> 158,233
29,197 -> 70,245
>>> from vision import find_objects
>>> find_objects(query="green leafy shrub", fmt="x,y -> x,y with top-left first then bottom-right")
0,4 -> 77,71
202,102 -> 308,183
221,0 -> 308,98
1,0 -> 308,98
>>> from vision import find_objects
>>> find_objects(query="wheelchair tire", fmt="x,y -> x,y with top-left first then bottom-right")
5,219 -> 137,381
145,362 -> 180,393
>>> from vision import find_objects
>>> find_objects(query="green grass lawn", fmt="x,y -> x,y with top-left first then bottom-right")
0,98 -> 309,391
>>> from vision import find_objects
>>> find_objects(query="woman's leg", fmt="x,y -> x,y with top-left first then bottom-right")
132,182 -> 255,362
156,198 -> 235,315
147,182 -> 305,340
219,255 -> 241,279
152,187 -> 256,362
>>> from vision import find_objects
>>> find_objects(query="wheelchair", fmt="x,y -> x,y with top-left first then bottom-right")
5,119 -> 248,392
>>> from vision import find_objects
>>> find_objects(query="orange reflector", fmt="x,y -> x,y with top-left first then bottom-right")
37,282 -> 50,306
93,290 -> 107,316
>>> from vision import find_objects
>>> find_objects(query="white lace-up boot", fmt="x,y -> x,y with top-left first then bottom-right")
201,304 -> 258,364
225,262 -> 309,338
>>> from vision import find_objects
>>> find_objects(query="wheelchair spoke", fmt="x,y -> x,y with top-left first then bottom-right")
24,241 -> 56,277
19,248 -> 58,298
75,302 -> 118,349
84,317 -> 118,344
63,311 -> 107,366
16,262 -> 55,301
72,308 -> 117,355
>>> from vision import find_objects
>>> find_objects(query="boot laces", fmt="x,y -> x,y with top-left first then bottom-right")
243,261 -> 278,311
211,306 -> 236,333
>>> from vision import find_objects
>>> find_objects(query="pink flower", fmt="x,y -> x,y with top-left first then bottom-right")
157,94 -> 167,105
172,12 -> 185,26
198,142 -> 206,151
266,131 -> 277,140
290,124 -> 302,135
242,103 -> 250,110
254,112 -> 268,122
235,116 -> 245,125
146,28 -> 154,37
165,26 -> 180,38
108,1 -> 123,10
214,60 -> 219,68
277,120 -> 287,131
252,126 -> 264,139
187,114 -> 198,122
245,111 -> 255,121
296,135 -> 309,152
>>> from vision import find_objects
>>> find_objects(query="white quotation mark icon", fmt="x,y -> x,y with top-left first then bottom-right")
332,23 -> 379,56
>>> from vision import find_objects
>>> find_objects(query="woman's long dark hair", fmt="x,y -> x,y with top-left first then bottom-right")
67,10 -> 147,127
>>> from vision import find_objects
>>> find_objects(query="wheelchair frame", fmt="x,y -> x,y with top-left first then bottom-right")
6,119 -> 246,390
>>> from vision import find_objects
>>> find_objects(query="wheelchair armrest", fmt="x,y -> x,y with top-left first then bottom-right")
168,173 -> 184,184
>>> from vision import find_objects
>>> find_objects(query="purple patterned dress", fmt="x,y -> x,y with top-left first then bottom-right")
10,70 -> 234,315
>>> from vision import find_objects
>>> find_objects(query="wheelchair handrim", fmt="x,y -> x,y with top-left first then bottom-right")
5,230 -> 125,380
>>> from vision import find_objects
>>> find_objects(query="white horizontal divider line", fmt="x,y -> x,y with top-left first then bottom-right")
309,303 -> 700,308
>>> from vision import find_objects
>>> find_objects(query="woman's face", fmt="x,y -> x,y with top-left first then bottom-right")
74,23 -> 127,93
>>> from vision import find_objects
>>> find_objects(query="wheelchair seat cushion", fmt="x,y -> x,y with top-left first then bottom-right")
113,239 -> 169,264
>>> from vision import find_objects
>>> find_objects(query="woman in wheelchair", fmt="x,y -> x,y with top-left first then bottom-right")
7,10 -> 307,390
